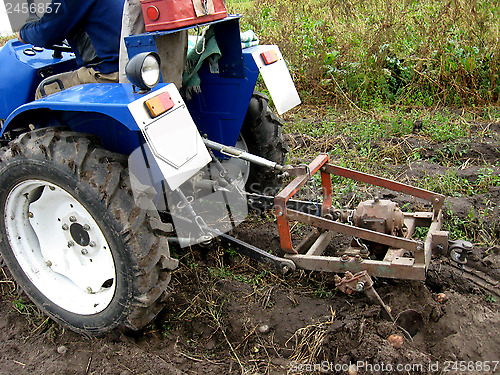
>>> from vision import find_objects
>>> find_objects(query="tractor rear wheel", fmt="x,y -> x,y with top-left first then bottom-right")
0,128 -> 176,335
241,92 -> 288,195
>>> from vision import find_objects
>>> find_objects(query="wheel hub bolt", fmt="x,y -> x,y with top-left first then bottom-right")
83,224 -> 90,231
69,216 -> 77,222
68,240 -> 75,247
46,260 -> 52,267
86,287 -> 92,294
89,241 -> 96,247
62,224 -> 69,230
81,249 -> 88,255
28,212 -> 34,218
49,186 -> 55,191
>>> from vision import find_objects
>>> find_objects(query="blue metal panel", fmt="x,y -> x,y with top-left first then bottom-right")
0,40 -> 76,120
124,34 -> 159,58
242,48 -> 260,76
184,52 -> 259,148
58,111 -> 143,155
3,82 -> 154,130
125,15 -> 246,81
211,16 -> 246,79
125,15 -> 242,56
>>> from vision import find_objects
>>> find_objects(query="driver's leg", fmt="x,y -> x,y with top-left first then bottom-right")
35,67 -> 119,99
35,70 -> 81,99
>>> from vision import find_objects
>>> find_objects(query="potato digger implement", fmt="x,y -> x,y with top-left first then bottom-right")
0,0 -> 481,336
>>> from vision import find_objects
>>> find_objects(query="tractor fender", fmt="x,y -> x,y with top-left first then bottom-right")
1,83 -> 167,155
243,45 -> 301,115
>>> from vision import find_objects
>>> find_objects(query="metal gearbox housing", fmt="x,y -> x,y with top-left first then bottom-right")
353,198 -> 405,237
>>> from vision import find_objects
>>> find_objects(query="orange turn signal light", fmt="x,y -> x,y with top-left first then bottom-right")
144,92 -> 174,118
261,50 -> 279,65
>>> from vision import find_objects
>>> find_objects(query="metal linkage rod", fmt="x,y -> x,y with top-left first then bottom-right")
204,138 -> 285,171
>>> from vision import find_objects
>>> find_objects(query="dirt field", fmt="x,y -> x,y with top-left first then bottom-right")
1,110 -> 499,374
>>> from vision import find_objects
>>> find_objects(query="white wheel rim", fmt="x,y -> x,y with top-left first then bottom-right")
5,180 -> 116,315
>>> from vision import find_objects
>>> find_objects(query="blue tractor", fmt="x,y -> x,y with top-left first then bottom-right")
0,11 -> 303,335
0,5 -> 458,337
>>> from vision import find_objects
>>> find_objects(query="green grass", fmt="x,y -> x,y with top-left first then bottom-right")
226,0 -> 254,12
287,106 -> 475,161
209,266 -> 270,285
283,104 -> 500,244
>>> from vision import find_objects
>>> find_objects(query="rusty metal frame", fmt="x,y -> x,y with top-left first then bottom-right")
274,154 -> 448,280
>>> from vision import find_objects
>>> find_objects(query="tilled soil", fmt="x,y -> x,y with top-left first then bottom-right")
1,113 -> 500,374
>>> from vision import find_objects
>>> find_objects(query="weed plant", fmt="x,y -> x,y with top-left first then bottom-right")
233,0 -> 500,108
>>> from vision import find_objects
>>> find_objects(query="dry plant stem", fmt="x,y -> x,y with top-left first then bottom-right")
205,298 -> 245,373
234,326 -> 258,351
286,307 -> 336,364
156,349 -> 191,375
31,317 -> 50,334
0,279 -> 16,294
177,292 -> 203,319
85,357 -> 92,374
329,73 -> 373,117
0,268 -> 16,293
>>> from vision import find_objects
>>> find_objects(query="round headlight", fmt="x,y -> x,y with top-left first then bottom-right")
126,52 -> 161,91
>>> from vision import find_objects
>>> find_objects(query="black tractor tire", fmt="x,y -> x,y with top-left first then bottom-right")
0,128 -> 176,336
241,92 -> 288,195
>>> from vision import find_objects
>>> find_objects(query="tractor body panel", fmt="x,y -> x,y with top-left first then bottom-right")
0,39 -> 76,120
184,52 -> 258,148
245,45 -> 301,115
1,83 -> 170,155
2,16 -> 292,158
128,83 -> 212,190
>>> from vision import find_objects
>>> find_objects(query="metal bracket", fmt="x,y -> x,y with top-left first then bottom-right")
216,232 -> 296,275
449,239 -> 473,264
335,270 -> 394,321
281,164 -> 310,178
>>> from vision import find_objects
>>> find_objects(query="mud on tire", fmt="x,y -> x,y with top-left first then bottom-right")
0,128 -> 177,335
241,92 -> 288,195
